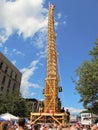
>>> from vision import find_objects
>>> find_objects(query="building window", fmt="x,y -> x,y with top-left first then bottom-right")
7,88 -> 9,93
12,72 -> 15,79
1,85 -> 4,91
13,83 -> 16,91
0,62 -> 3,69
2,76 -> 6,85
10,70 -> 13,77
5,66 -> 8,73
15,74 -> 17,80
8,79 -> 11,87
6,79 -> 11,94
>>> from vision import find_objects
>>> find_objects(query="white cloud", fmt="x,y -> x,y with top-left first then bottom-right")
11,60 -> 16,65
56,13 -> 67,26
31,92 -> 36,97
0,35 -> 7,46
32,27 -> 47,48
0,0 -> 48,46
12,49 -> 25,56
57,13 -> 62,19
36,48 -> 47,58
62,16 -> 67,25
63,21 -> 67,25
4,47 -> 8,54
20,60 -> 40,98
0,43 -> 2,47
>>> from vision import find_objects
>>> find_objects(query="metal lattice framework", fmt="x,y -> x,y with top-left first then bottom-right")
44,4 -> 59,113
30,4 -> 68,125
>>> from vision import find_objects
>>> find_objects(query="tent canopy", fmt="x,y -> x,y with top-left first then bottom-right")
0,117 -> 6,121
0,112 -> 19,120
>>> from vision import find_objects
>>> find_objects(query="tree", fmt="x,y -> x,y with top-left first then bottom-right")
0,89 -> 32,117
74,38 -> 98,114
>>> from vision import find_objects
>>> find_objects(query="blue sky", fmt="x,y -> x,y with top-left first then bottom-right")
0,0 -> 98,114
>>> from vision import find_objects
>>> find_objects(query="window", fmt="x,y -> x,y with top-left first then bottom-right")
15,74 -> 17,80
5,66 -> 8,73
2,76 -> 6,84
8,79 -> 11,87
1,85 -> 4,91
10,70 -> 13,77
7,88 -> 9,93
12,83 -> 16,91
12,72 -> 15,79
7,68 -> 12,76
0,62 -> 3,69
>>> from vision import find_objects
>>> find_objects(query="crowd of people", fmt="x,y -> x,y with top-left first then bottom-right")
0,118 -> 98,130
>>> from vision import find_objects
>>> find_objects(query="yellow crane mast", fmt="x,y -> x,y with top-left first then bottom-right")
44,4 -> 59,113
30,3 -> 68,125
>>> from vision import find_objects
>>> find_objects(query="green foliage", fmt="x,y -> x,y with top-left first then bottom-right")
89,38 -> 98,61
74,38 -> 98,114
0,90 -> 32,117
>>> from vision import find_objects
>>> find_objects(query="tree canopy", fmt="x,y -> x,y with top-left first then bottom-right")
0,89 -> 32,117
75,38 -> 98,114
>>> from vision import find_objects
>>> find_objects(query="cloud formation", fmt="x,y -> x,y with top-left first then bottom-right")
20,60 -> 40,98
11,60 -> 16,65
0,0 -> 66,99
0,0 -> 48,98
12,49 -> 25,56
0,0 -> 48,46
3,47 -> 8,54
57,13 -> 62,19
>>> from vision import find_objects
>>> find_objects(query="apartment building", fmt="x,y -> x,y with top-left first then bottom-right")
0,52 -> 22,95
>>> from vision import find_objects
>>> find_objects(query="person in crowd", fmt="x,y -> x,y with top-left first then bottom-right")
16,118 -> 26,130
31,123 -> 40,130
91,124 -> 98,130
52,123 -> 58,130
43,124 -> 52,130
40,124 -> 45,130
2,121 -> 13,130
65,109 -> 70,123
2,122 -> 8,130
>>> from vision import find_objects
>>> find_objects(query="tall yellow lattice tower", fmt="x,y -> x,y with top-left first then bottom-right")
44,4 -> 59,113
30,4 -> 68,125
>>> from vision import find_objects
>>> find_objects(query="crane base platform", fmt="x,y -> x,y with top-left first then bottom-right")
30,112 -> 68,125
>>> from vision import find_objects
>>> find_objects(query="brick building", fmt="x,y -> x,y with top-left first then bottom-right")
0,52 -> 22,95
